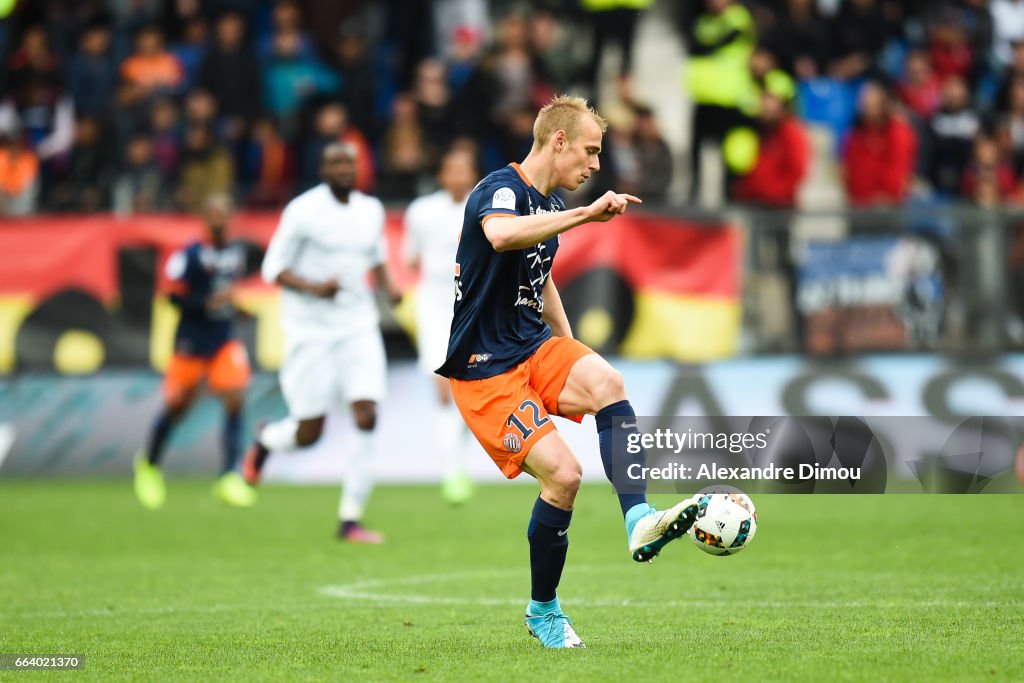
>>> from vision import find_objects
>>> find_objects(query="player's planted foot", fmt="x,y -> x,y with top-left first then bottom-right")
525,598 -> 585,648
338,520 -> 384,544
627,498 -> 699,563
214,472 -> 257,507
241,439 -> 269,486
133,452 -> 166,510
441,473 -> 474,505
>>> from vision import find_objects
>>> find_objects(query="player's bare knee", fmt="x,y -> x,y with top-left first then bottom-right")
296,420 -> 324,446
594,367 -> 627,407
352,401 -> 377,431
550,463 -> 582,500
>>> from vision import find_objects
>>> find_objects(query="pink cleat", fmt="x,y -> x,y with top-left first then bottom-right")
338,521 -> 385,544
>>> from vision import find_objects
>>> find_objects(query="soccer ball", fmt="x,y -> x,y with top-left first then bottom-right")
690,493 -> 757,556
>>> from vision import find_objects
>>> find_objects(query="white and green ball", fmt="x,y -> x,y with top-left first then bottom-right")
690,492 -> 758,556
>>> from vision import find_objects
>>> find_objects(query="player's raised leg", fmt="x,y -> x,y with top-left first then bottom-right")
558,354 -> 698,562
520,432 -> 585,649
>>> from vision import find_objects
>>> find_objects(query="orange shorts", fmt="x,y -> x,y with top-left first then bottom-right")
163,339 -> 251,403
450,336 -> 595,479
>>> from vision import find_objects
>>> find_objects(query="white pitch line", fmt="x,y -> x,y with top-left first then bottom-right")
317,567 -> 1024,610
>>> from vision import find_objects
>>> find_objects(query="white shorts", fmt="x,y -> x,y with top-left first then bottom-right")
280,329 -> 387,419
416,295 -> 454,376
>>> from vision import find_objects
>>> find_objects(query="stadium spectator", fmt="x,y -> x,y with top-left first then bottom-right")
377,93 -> 428,201
731,87 -> 810,207
181,88 -> 214,128
580,0 -> 655,102
761,0 -> 830,80
961,133 -> 1017,202
66,23 -> 117,119
999,76 -> 1024,174
898,49 -> 942,120
177,126 -> 234,211
529,8 -> 581,94
434,0 -> 490,61
412,58 -> 454,169
826,0 -> 888,81
120,25 -> 185,96
489,11 -> 554,125
633,105 -> 674,203
956,0 -> 994,81
170,14 -> 209,90
684,0 -> 756,202
842,81 -> 918,206
263,29 -> 340,132
6,26 -> 61,105
446,24 -> 500,146
926,76 -> 981,196
331,18 -> 378,143
0,131 -> 40,216
994,41 -> 1024,112
198,12 -> 263,130
300,102 -> 374,193
991,0 -> 1024,67
258,0 -> 316,61
49,116 -> 113,211
113,133 -> 163,213
149,98 -> 182,183
927,8 -> 975,87
243,116 -> 295,206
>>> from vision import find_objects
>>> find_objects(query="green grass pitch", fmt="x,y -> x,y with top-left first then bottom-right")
0,480 -> 1022,682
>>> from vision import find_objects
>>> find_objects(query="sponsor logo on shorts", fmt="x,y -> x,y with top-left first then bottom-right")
503,433 -> 522,453
468,353 -> 492,364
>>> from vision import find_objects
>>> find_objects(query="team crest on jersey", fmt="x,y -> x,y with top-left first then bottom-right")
503,433 -> 523,453
492,187 -> 516,210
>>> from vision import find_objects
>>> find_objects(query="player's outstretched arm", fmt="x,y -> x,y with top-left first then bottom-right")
484,191 -> 641,252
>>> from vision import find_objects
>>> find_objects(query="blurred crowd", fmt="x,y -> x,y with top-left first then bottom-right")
3,0 -> 1024,215
686,0 -> 1024,211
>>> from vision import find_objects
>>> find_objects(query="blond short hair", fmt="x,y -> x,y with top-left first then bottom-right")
532,95 -> 608,151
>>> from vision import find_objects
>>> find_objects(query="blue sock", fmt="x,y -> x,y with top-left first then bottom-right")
595,399 -> 648,517
527,496 -> 572,603
222,409 -> 242,475
147,409 -> 175,466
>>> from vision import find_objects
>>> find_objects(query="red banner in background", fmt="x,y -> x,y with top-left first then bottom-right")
0,212 -> 741,373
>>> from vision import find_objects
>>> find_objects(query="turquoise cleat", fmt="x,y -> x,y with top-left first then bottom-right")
627,498 -> 700,563
525,608 -> 585,648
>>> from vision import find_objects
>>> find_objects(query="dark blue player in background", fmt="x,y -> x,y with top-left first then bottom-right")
134,193 -> 257,509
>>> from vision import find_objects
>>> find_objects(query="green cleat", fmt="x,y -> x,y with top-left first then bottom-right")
441,473 -> 474,505
133,452 -> 166,510
214,472 -> 258,508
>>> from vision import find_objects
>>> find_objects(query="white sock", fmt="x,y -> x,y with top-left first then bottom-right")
436,403 -> 464,479
259,418 -> 299,452
339,429 -> 376,522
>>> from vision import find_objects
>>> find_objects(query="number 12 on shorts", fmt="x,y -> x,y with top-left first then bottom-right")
506,400 -> 550,440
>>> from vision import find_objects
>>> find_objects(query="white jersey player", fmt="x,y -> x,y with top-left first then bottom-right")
242,142 -> 401,543
404,148 -> 479,504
